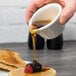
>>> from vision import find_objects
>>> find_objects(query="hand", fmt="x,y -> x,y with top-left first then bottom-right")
26,0 -> 76,24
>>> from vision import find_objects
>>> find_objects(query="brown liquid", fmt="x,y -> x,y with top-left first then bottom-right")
30,25 -> 38,61
30,20 -> 51,61
32,20 -> 51,28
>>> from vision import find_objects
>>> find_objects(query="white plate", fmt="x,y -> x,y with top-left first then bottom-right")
0,61 -> 30,76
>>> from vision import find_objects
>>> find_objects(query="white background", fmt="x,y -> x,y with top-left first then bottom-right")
0,0 -> 76,43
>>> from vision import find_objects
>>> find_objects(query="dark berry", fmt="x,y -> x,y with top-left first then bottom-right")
32,61 -> 42,72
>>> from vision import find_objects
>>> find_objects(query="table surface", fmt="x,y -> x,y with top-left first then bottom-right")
0,41 -> 76,76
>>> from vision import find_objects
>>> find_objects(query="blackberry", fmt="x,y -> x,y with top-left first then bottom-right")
32,60 -> 42,72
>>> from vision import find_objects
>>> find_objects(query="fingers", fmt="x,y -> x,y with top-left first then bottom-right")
26,8 -> 33,23
59,0 -> 76,24
26,0 -> 76,24
26,0 -> 46,23
26,0 -> 54,23
59,7 -> 75,24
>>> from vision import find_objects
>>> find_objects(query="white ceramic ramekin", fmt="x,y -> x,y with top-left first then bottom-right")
29,3 -> 65,39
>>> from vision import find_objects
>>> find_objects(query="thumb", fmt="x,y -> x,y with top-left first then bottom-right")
60,7 -> 75,24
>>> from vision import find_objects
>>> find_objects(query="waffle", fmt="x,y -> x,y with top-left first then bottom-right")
0,48 -> 26,71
